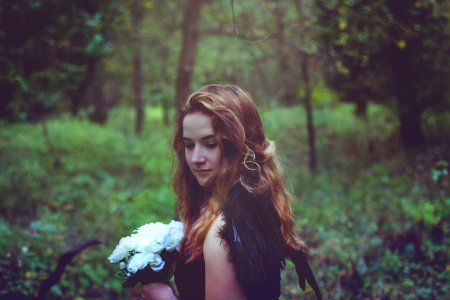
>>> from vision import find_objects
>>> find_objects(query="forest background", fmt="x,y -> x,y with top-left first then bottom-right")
0,0 -> 449,299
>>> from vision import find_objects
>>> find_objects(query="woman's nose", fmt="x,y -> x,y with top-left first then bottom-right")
191,146 -> 206,163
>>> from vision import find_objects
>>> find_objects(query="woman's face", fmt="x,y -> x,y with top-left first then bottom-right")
182,112 -> 222,187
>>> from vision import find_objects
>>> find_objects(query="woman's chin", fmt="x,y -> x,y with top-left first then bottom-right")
197,178 -> 208,187
196,176 -> 213,188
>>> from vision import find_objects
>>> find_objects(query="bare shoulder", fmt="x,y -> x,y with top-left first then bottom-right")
203,214 -> 245,300
203,214 -> 226,253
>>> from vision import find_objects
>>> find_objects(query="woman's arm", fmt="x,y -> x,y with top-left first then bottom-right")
133,282 -> 178,300
204,215 -> 245,300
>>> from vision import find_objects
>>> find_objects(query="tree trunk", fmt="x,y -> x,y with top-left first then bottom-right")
174,0 -> 205,108
0,81 -> 15,120
355,97 -> 367,117
386,0 -> 425,149
389,45 -> 425,149
71,58 -> 97,116
158,46 -> 170,126
88,84 -> 107,123
398,102 -> 424,149
273,0 -> 296,105
301,53 -> 317,173
295,0 -> 317,172
133,51 -> 144,135
132,0 -> 144,135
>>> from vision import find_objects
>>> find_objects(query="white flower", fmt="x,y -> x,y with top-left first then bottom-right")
127,252 -> 156,273
135,222 -> 171,252
109,220 -> 185,277
108,235 -> 139,263
150,254 -> 165,271
166,221 -> 184,252
168,220 -> 183,233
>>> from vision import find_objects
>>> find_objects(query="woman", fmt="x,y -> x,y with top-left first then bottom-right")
136,84 -> 320,300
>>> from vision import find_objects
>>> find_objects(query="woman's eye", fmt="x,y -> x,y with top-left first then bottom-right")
206,143 -> 218,149
184,144 -> 194,150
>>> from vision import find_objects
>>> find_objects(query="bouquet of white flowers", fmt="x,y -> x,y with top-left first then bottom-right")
108,220 -> 184,287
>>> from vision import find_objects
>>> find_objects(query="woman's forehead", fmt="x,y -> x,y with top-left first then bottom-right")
182,112 -> 215,139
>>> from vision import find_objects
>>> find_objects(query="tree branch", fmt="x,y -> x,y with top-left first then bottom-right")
37,239 -> 101,300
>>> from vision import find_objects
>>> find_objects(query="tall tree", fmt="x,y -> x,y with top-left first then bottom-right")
131,0 -> 144,135
273,0 -> 297,105
174,0 -> 206,108
384,0 -> 449,148
294,0 -> 318,173
316,0 -> 450,149
301,53 -> 317,172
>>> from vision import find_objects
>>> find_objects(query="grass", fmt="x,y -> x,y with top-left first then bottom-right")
0,102 -> 448,299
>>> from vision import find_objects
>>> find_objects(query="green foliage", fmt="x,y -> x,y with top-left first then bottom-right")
316,0 -> 450,105
1,98 -> 449,299
0,106 -> 175,298
0,0 -> 448,297
0,0 -> 116,121
262,100 -> 448,299
315,0 -> 450,148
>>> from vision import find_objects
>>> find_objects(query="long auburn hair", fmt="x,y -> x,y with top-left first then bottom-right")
173,84 -> 305,261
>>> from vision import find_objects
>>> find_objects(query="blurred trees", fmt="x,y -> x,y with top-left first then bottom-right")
0,0 -> 182,124
0,0 -> 116,122
316,0 -> 450,149
107,0 -> 181,125
0,0 -> 448,150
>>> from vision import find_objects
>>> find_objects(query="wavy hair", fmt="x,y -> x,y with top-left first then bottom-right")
173,84 -> 305,261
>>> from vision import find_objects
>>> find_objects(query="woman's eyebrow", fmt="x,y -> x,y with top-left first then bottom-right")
182,135 -> 216,142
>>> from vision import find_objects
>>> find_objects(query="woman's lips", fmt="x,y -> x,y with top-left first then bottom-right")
195,169 -> 211,177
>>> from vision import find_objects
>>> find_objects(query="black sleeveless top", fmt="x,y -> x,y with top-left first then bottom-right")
174,251 -> 281,300
174,253 -> 205,300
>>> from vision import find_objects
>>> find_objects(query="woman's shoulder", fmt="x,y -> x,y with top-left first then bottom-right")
203,214 -> 246,299
203,214 -> 226,255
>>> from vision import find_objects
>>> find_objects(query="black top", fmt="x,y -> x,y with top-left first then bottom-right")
174,253 -> 205,300
174,251 -> 281,300
173,179 -> 320,300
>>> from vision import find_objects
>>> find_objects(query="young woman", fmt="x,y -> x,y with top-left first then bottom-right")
136,84 -> 320,300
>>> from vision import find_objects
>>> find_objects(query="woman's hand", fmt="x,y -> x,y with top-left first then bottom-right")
128,282 -> 178,300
